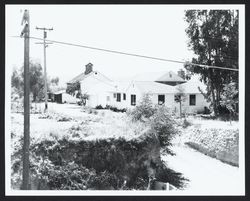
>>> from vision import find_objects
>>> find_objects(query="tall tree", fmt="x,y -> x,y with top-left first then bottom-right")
11,68 -> 24,98
50,77 -> 59,85
184,10 -> 238,116
23,62 -> 45,102
12,61 -> 45,102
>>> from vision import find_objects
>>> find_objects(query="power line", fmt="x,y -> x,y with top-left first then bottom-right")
12,35 -> 239,72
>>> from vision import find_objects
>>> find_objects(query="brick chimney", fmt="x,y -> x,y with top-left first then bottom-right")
84,63 -> 93,75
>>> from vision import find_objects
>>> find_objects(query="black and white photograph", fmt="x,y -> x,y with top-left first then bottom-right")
5,4 -> 245,196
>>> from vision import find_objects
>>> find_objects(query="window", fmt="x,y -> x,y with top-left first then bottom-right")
123,93 -> 126,100
116,93 -> 121,102
113,93 -> 116,98
158,95 -> 165,105
131,94 -> 136,106
107,96 -> 110,101
189,94 -> 196,106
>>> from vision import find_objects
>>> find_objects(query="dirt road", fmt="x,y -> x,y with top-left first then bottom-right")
162,143 -> 244,195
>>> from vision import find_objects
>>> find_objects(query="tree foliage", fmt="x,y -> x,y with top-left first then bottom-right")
50,77 -> 59,85
66,81 -> 80,97
129,94 -> 156,122
220,82 -> 238,117
12,62 -> 45,101
66,81 -> 89,105
184,10 -> 238,116
25,63 -> 44,101
11,61 -> 60,102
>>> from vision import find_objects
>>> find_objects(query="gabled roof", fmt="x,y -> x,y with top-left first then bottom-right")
67,71 -> 113,84
131,81 -> 176,94
84,82 -> 116,94
176,75 -> 207,94
114,81 -> 131,92
67,71 -> 94,84
132,71 -> 185,82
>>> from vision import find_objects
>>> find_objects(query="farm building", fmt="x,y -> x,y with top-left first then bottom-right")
54,90 -> 79,104
67,63 -> 210,114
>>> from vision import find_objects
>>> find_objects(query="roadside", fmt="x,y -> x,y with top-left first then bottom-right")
162,142 -> 241,194
11,102 -> 242,193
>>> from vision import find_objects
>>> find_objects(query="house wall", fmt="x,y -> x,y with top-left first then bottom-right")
85,91 -> 111,108
79,75 -> 209,113
62,93 -> 79,104
106,91 -> 129,109
124,83 -> 143,109
174,93 -> 209,114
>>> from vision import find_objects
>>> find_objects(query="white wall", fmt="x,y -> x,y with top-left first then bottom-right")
62,93 -> 78,104
80,73 -> 112,94
124,83 -> 143,109
175,93 -> 209,114
81,76 -> 209,113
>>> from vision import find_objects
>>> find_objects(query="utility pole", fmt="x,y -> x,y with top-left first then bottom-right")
20,9 -> 30,190
35,27 -> 53,112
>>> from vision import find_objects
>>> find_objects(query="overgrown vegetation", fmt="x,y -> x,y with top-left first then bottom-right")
11,99 -> 186,190
38,111 -> 74,122
95,104 -> 127,113
11,129 -> 186,190
128,94 -> 179,154
128,94 -> 156,122
11,61 -> 61,102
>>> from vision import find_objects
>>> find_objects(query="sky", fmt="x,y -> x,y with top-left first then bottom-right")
5,4 -> 241,87
6,5 -> 197,86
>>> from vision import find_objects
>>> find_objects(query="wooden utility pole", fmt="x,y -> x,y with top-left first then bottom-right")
35,27 -> 53,112
21,9 -> 30,190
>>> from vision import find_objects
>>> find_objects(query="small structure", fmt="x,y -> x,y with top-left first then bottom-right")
54,90 -> 79,104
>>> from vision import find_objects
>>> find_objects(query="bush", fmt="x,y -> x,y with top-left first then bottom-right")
129,94 -> 156,122
150,106 -> 178,154
127,95 -> 178,154
105,105 -> 126,113
95,105 -> 104,110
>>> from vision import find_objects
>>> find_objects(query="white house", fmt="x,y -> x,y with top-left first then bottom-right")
124,81 -> 176,109
67,63 -> 210,114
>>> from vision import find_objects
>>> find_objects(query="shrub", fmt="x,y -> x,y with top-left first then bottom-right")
44,162 -> 95,190
129,94 -> 156,122
150,106 -> 178,154
105,105 -> 126,113
95,105 -> 104,110
57,116 -> 72,122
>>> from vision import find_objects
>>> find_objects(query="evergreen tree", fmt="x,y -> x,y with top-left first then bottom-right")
184,10 -> 238,116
